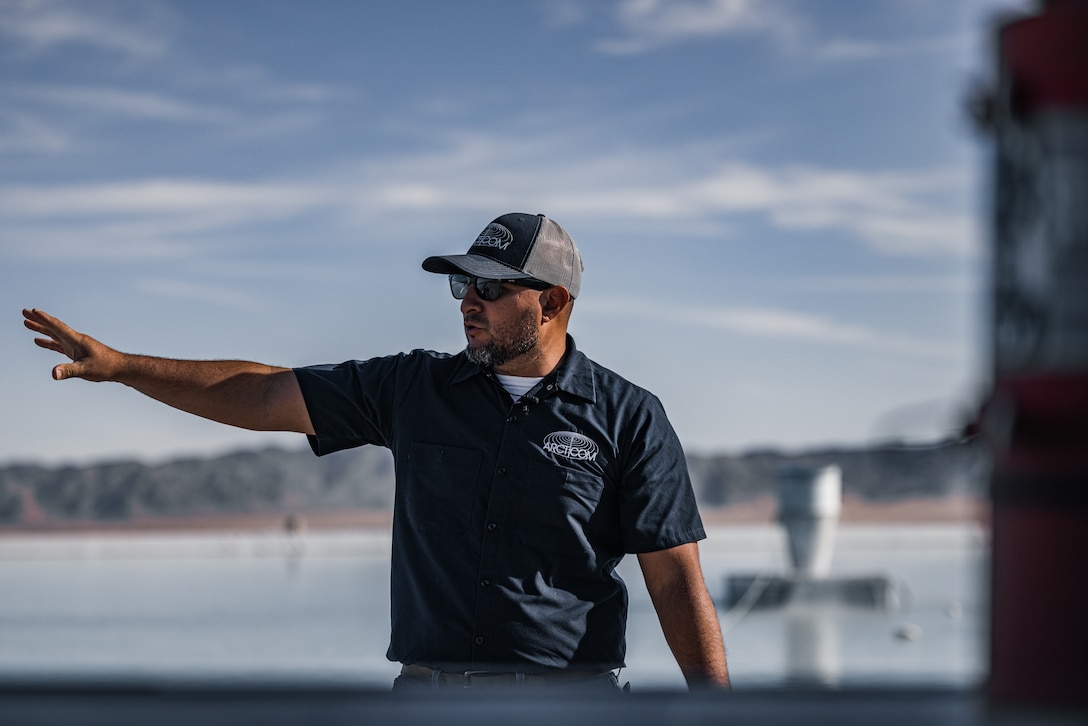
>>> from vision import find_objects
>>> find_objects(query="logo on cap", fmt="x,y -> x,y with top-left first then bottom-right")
472,223 -> 514,250
542,431 -> 599,462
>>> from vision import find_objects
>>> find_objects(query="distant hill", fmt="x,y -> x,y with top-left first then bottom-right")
686,440 -> 983,506
0,439 -> 983,529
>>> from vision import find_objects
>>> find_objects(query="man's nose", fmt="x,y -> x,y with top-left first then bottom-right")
460,282 -> 483,313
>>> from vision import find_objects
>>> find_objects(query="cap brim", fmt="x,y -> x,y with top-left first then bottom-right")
421,253 -> 532,280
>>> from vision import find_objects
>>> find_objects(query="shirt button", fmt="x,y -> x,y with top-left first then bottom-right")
546,384 -> 554,391
497,466 -> 507,476
507,415 -> 517,423
480,579 -> 491,588
487,522 -> 497,532
474,636 -> 485,646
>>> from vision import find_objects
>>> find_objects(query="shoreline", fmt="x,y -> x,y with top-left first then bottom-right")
701,493 -> 988,526
0,494 -> 987,537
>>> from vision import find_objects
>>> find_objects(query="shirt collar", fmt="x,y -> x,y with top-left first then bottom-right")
552,336 -> 596,403
448,335 -> 597,403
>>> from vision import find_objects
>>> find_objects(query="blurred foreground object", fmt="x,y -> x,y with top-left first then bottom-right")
983,0 -> 1088,707
723,465 -> 899,614
722,465 -> 899,687
777,464 -> 842,579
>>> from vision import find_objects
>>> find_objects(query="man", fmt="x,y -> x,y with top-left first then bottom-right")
23,212 -> 730,692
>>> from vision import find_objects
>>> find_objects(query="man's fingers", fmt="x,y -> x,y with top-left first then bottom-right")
23,308 -> 50,326
33,337 -> 64,354
23,318 -> 52,339
26,309 -> 84,378
24,308 -> 72,335
25,308 -> 114,382
23,309 -> 64,341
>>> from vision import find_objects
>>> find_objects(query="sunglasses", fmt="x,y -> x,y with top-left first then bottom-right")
448,275 -> 552,301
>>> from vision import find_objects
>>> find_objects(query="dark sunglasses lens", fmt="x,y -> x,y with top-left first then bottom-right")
449,275 -> 504,301
449,275 -> 470,299
476,279 -> 503,301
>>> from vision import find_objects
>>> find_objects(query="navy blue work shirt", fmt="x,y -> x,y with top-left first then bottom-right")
293,336 -> 705,672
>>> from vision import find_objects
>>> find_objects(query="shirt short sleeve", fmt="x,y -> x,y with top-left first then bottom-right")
616,391 -> 706,553
293,356 -> 403,456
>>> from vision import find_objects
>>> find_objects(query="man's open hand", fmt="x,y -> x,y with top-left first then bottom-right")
22,308 -> 122,382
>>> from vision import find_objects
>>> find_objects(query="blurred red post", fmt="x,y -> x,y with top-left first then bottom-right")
985,0 -> 1088,706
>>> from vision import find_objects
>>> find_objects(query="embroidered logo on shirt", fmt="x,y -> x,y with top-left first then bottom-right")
542,431 -> 599,462
472,223 -> 514,250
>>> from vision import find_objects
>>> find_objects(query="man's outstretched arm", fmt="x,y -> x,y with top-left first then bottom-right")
638,542 -> 731,690
23,308 -> 315,435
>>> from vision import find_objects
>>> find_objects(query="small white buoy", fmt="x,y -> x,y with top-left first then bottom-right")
894,623 -> 923,641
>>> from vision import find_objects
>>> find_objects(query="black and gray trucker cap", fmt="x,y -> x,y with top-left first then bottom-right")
421,213 -> 583,299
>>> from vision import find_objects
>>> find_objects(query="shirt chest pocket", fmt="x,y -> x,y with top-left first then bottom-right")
514,461 -> 606,557
402,442 -> 482,534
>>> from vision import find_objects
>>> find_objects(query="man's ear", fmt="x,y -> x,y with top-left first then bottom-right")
540,286 -> 571,322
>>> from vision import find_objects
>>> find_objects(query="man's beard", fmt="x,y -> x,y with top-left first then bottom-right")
464,311 -> 539,369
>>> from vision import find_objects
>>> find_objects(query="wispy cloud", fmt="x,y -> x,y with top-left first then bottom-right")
0,4 -> 349,150
0,108 -> 70,153
811,33 -> 971,62
205,66 -> 357,105
2,222 -> 192,260
347,133 -> 977,256
0,179 -> 340,260
540,0 -> 590,29
594,0 -> 804,55
586,297 -> 963,359
134,277 -> 261,311
0,179 -> 333,219
0,132 -> 977,261
0,80 -> 344,155
9,84 -> 234,124
744,165 -> 977,256
762,275 -> 977,295
590,0 -> 970,61
0,0 -> 172,59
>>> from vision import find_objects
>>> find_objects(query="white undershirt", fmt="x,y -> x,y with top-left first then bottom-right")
494,373 -> 544,400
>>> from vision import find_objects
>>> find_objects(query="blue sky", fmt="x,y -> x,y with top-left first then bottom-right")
1,0 -> 1030,465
